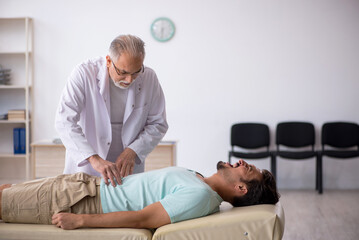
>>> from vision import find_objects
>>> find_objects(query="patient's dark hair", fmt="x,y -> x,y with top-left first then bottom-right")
232,169 -> 280,207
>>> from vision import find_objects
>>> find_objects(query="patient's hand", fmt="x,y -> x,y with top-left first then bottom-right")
52,212 -> 83,230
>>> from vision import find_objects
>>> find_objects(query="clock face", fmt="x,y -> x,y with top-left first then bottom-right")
151,17 -> 175,42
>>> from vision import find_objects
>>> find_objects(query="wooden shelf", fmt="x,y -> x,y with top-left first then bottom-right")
0,120 -> 28,124
0,178 -> 26,184
0,17 -> 31,20
0,153 -> 26,158
0,85 -> 28,89
0,17 -> 32,181
0,51 -> 29,55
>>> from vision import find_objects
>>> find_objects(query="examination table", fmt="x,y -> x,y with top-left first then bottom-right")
0,201 -> 285,240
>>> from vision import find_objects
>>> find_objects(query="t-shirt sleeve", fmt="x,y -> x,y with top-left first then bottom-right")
160,187 -> 219,223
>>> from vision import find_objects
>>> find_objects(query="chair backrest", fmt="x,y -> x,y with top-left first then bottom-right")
276,122 -> 315,148
231,123 -> 269,149
322,122 -> 359,148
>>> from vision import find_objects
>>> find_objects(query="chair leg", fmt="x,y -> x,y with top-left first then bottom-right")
316,155 -> 318,190
317,153 -> 323,194
271,153 -> 276,181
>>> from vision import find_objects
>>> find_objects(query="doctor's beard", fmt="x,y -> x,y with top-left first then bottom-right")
112,79 -> 135,89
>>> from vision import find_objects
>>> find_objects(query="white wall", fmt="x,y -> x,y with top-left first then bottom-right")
1,0 -> 359,189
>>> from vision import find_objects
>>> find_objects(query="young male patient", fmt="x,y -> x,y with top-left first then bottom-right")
0,159 -> 279,230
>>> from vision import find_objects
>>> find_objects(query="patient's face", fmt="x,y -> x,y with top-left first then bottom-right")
217,159 -> 263,183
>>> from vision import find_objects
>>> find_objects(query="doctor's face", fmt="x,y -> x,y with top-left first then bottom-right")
106,53 -> 144,89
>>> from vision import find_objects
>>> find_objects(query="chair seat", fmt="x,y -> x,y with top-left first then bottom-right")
322,150 -> 359,159
276,151 -> 317,160
231,151 -> 271,159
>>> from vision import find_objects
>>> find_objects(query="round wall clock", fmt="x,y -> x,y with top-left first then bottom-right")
150,17 -> 176,42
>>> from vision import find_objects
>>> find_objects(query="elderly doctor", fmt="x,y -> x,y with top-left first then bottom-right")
55,35 -> 168,186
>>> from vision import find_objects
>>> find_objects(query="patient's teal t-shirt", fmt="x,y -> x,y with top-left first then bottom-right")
100,167 -> 223,223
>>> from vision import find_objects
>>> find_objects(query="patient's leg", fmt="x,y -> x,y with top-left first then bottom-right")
0,184 -> 12,219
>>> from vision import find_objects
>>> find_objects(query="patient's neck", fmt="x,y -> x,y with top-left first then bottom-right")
203,174 -> 233,202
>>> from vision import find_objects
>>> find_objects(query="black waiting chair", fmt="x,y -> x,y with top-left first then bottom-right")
318,122 -> 359,194
274,122 -> 320,193
229,123 -> 276,178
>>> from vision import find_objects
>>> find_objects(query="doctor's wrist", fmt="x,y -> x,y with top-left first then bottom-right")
87,154 -> 100,164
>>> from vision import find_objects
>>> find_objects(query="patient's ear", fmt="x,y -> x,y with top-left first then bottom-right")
235,183 -> 248,196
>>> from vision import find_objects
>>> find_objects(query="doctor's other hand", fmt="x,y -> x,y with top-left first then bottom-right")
116,148 -> 136,179
88,154 -> 122,186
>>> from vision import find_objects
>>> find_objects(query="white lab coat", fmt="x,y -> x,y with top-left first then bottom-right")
55,57 -> 168,176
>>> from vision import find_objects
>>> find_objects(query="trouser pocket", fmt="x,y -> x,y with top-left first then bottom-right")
51,172 -> 97,214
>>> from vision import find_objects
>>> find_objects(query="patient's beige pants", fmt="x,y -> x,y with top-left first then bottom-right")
1,172 -> 102,224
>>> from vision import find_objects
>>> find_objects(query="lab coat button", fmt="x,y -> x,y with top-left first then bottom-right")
107,142 -> 110,145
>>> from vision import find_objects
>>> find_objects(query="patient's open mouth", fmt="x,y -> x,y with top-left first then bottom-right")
233,161 -> 243,168
218,161 -> 243,169
226,162 -> 241,168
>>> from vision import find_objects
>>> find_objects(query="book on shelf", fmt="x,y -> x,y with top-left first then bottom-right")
13,128 -> 26,154
8,109 -> 25,120
19,128 -> 26,153
0,67 -> 11,85
0,113 -> 7,120
13,128 -> 20,153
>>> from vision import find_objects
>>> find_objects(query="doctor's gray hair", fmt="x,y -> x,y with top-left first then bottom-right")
109,35 -> 145,61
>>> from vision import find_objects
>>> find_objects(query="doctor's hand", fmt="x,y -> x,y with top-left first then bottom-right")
116,148 -> 137,179
88,154 -> 122,186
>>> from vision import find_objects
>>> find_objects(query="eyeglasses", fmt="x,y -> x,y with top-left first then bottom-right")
111,60 -> 144,79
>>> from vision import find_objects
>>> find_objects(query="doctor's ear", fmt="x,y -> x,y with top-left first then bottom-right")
105,55 -> 112,67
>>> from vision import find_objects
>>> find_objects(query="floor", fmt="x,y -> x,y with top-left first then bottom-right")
280,190 -> 359,240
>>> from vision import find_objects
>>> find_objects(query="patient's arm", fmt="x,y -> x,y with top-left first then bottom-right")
52,201 -> 171,230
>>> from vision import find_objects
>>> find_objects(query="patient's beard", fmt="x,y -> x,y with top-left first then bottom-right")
216,161 -> 226,170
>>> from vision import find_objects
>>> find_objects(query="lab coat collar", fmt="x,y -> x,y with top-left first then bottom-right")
96,57 -> 144,124
123,75 -> 143,123
97,57 -> 110,116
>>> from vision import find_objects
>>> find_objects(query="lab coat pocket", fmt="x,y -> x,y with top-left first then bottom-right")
124,104 -> 150,141
133,101 -> 148,110
131,104 -> 150,125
